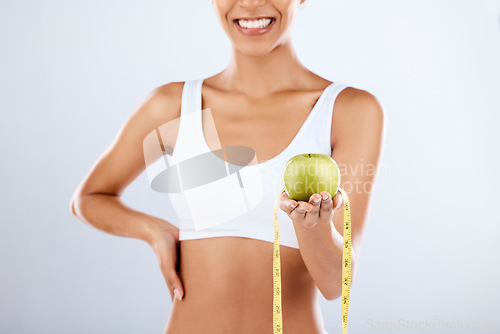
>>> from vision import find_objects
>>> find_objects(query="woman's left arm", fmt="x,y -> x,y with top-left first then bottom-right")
280,89 -> 386,300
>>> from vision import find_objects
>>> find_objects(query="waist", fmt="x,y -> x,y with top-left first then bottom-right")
164,237 -> 325,334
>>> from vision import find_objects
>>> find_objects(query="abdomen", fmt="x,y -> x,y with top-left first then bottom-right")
164,237 -> 326,334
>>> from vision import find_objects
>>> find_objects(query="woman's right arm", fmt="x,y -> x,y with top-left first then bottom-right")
69,81 -> 185,301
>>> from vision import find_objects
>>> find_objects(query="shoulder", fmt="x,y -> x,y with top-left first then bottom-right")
139,81 -> 185,122
113,81 -> 187,147
331,86 -> 386,147
335,86 -> 385,120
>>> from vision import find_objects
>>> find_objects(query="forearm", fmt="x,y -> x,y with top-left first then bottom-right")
72,194 -> 178,245
292,219 -> 356,300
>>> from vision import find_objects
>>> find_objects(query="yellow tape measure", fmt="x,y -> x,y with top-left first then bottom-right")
273,187 -> 352,334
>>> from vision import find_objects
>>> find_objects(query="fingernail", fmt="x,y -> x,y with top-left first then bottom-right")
313,197 -> 320,203
322,194 -> 329,200
289,202 -> 297,208
174,289 -> 182,301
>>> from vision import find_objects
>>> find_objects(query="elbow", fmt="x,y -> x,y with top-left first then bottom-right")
70,192 -> 84,219
319,275 -> 354,301
316,273 -> 343,301
70,196 -> 78,218
319,284 -> 342,301
319,255 -> 358,301
70,185 -> 92,219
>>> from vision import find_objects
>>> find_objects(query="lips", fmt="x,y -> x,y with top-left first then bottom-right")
233,17 -> 276,36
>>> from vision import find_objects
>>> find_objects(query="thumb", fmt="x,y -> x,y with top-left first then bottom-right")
167,271 -> 184,301
333,192 -> 344,210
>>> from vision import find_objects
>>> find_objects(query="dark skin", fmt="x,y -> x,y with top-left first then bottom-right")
70,0 -> 385,333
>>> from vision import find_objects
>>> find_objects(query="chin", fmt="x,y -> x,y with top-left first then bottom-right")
234,41 -> 280,58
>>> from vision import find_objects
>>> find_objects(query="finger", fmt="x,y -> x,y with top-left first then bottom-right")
170,273 -> 184,302
167,248 -> 184,301
289,201 -> 312,221
159,263 -> 174,300
278,191 -> 299,214
158,253 -> 184,301
308,193 -> 322,215
162,264 -> 184,301
319,191 -> 334,216
300,193 -> 320,227
332,192 -> 344,211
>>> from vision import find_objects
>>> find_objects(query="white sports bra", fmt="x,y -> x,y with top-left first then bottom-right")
147,78 -> 349,249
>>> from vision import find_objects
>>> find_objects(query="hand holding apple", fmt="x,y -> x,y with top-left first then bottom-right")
279,190 -> 343,228
279,153 -> 344,228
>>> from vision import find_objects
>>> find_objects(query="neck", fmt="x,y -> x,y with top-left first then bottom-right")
220,39 -> 308,96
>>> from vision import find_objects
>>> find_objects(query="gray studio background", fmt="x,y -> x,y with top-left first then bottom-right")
1,0 -> 499,333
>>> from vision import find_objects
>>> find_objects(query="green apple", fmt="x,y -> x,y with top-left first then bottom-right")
282,153 -> 341,202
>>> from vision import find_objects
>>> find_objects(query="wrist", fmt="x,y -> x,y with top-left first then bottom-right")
144,217 -> 179,246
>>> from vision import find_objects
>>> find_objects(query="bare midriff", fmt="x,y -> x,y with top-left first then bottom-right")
163,237 -> 326,334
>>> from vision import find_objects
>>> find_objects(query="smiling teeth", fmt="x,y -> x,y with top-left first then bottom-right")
237,18 -> 273,29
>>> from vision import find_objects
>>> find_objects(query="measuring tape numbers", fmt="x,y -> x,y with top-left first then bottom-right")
273,187 -> 352,334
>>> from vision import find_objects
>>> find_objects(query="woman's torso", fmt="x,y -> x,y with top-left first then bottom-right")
166,238 -> 324,333
159,74 -> 348,333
